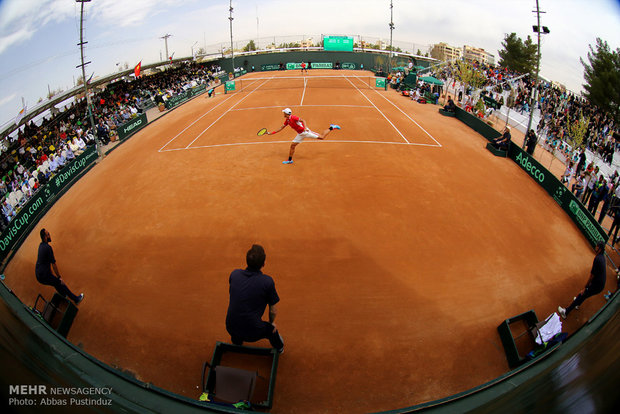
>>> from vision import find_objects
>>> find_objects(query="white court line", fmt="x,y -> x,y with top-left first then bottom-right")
184,78 -> 272,149
158,77 -> 268,151
355,74 -> 442,147
342,76 -> 411,144
230,104 -> 374,111
158,92 -> 237,152
159,139 -> 438,152
300,77 -> 307,106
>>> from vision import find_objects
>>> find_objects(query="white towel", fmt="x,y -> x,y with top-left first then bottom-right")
534,312 -> 562,345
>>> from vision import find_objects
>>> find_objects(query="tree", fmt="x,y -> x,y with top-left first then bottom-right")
385,45 -> 402,52
567,112 -> 590,153
498,32 -> 537,74
456,61 -> 487,91
278,42 -> 300,48
453,61 -> 488,108
243,40 -> 257,52
581,38 -> 620,123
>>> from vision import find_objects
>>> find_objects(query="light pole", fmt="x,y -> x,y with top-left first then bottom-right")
229,0 -> 235,76
191,41 -> 198,59
75,0 -> 100,157
524,0 -> 549,152
160,33 -> 172,63
388,0 -> 394,74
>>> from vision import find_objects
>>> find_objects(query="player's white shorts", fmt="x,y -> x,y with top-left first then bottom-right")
293,130 -> 319,143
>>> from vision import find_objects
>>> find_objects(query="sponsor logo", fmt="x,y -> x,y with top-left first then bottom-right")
310,62 -> 333,69
122,118 -> 143,134
569,200 -> 605,244
515,152 -> 545,183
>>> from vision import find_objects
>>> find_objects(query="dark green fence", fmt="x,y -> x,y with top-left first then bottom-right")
508,145 -> 607,247
117,113 -> 147,141
163,84 -> 208,110
454,107 -> 501,140
452,106 -> 607,248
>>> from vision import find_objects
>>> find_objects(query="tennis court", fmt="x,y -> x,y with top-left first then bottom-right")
159,71 -> 440,152
3,70 -> 613,413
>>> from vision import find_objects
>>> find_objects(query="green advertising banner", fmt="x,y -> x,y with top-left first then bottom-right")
375,77 -> 386,88
117,113 -> 147,141
164,91 -> 189,110
188,84 -> 207,97
508,144 -> 607,247
261,64 -> 280,71
310,62 -> 333,69
341,63 -> 357,70
225,81 -> 236,92
0,146 -> 98,262
483,95 -> 502,110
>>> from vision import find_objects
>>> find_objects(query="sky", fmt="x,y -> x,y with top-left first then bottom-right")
0,0 -> 619,129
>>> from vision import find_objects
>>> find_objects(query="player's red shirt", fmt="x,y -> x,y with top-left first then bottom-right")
284,115 -> 305,133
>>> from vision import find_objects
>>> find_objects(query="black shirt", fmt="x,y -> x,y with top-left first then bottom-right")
589,252 -> 606,293
225,268 -> 280,337
35,242 -> 56,279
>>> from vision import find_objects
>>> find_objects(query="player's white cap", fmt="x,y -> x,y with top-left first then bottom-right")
282,108 -> 292,115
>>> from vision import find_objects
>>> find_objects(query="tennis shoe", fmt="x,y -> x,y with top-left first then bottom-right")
557,306 -> 566,319
76,293 -> 84,304
330,124 -> 341,130
282,160 -> 293,164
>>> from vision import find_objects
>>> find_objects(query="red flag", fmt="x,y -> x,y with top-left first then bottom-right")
134,61 -> 142,78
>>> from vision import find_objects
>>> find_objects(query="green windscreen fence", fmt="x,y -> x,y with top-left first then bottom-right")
452,105 -> 607,248
454,107 -> 501,140
508,144 -> 607,247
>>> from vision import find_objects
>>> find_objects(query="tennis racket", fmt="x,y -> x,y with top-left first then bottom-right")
257,128 -> 269,136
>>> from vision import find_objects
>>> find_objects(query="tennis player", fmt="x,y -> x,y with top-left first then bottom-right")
269,108 -> 340,164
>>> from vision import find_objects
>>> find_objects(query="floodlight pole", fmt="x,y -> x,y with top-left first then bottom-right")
160,34 -> 172,63
388,0 -> 394,74
524,0 -> 545,150
75,0 -> 100,158
229,0 -> 235,76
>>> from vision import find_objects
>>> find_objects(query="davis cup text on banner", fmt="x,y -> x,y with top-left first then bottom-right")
0,146 -> 98,262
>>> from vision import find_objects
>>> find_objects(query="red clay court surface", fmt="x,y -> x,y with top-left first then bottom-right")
4,70 -> 616,413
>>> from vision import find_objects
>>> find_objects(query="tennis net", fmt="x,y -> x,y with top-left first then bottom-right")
224,75 -> 387,93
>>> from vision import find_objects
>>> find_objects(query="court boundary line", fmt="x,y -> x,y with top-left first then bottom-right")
159,139 -> 438,153
158,92 -> 237,152
300,77 -> 307,106
183,78 -> 273,149
158,77 -> 270,152
342,76 -> 411,144
229,104 -> 374,111
354,74 -> 442,147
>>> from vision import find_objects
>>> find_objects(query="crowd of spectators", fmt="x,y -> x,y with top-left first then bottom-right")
0,62 -> 222,230
394,59 -> 619,234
